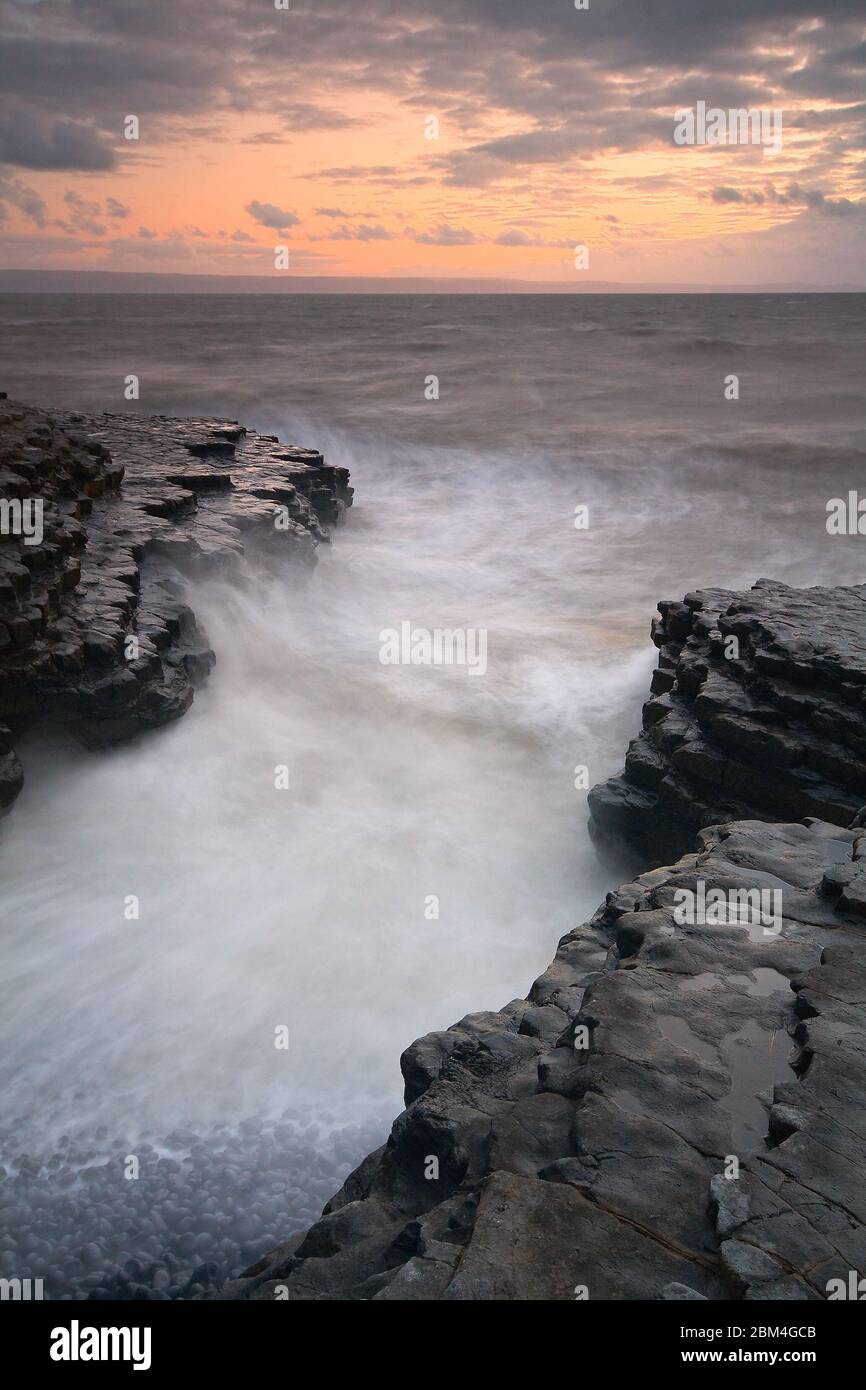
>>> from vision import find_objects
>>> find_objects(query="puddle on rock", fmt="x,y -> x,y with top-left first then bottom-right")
657,967 -> 794,1151
679,967 -> 790,999
823,839 -> 855,865
721,1018 -> 793,1151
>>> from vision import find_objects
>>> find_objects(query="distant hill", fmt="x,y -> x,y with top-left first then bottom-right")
0,269 -> 862,295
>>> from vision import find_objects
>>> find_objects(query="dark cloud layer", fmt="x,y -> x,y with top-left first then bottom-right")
0,0 -> 863,172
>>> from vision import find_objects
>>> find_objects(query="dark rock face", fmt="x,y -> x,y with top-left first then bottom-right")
0,398 -> 351,810
588,579 -> 866,866
216,572 -> 866,1302
222,815 -> 866,1301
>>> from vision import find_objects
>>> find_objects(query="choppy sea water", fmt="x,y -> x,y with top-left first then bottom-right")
0,293 -> 864,1298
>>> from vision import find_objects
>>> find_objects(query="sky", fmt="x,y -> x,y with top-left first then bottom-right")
0,0 -> 864,287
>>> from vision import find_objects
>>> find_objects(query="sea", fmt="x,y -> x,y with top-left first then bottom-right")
0,291 -> 864,1297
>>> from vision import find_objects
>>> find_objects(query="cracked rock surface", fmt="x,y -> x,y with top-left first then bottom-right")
220,573 -> 866,1301
222,814 -> 866,1300
0,398 -> 351,809
588,578 -> 866,865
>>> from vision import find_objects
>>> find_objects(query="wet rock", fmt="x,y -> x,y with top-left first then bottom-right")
709,1173 -> 750,1237
225,813 -> 866,1301
589,580 -> 866,865
0,400 -> 351,814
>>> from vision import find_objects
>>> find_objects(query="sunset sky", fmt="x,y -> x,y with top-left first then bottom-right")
0,0 -> 864,287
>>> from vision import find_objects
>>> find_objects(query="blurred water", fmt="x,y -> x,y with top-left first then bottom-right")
0,292 -> 863,1296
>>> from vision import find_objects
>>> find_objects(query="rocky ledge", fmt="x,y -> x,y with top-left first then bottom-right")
219,575 -> 866,1302
222,813 -> 866,1301
0,398 -> 351,812
588,578 -> 866,866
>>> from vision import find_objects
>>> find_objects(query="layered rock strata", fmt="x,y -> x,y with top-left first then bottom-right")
223,813 -> 866,1301
220,575 -> 866,1302
588,579 -> 866,866
0,398 -> 351,811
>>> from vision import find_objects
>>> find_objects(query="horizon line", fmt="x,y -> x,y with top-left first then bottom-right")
0,268 -> 864,295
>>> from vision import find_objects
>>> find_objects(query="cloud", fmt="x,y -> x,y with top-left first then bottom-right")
321,223 -> 394,241
0,110 -> 115,170
339,225 -> 391,241
240,104 -> 358,142
316,166 -> 398,180
105,196 -> 130,219
0,172 -> 46,226
54,189 -> 107,236
711,182 -> 865,215
768,181 -> 864,215
470,127 -> 580,166
244,199 -> 300,231
412,223 -> 479,245
711,186 -> 766,205
240,131 -> 286,146
276,102 -> 359,131
1,0 -> 864,282
494,228 -> 573,247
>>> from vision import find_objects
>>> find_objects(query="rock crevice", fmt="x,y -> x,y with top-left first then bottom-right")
223,813 -> 866,1300
221,577 -> 866,1302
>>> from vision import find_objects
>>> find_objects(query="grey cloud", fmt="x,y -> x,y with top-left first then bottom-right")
0,0 -> 863,208
244,200 -> 300,231
471,127 -> 580,166
0,111 -> 115,170
316,166 -> 399,180
241,104 -> 358,141
0,172 -> 46,225
241,131 -> 287,146
711,181 -> 865,216
318,223 -> 394,241
766,182 -> 864,214
54,188 -> 118,236
412,223 -> 479,245
494,228 -> 572,247
278,102 -> 358,131
711,186 -> 766,205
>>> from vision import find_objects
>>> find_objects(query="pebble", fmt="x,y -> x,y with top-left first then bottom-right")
0,1111 -> 383,1300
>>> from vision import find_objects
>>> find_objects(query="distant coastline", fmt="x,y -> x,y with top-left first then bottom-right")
1,269 -> 864,295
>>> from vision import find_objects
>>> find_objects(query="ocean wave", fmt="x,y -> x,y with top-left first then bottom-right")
678,335 -> 747,352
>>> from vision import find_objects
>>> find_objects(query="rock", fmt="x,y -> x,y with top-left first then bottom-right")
709,1173 -> 750,1237
588,580 -> 866,865
0,400 -> 352,813
224,813 -> 866,1300
6,418 -> 862,1304
720,1239 -> 786,1286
